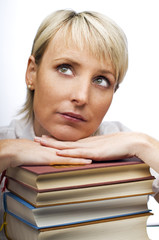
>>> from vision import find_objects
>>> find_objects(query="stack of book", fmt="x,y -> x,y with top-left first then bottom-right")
4,157 -> 154,239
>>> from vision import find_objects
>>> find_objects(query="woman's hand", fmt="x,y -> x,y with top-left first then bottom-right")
35,133 -> 134,160
35,132 -> 159,173
0,139 -> 92,173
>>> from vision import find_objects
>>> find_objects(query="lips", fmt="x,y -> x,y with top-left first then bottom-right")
60,112 -> 86,122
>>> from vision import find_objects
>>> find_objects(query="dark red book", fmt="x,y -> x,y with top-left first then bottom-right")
6,157 -> 152,192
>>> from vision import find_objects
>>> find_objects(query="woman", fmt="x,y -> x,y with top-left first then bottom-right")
0,9 -> 159,238
1,9 -> 159,173
0,9 -> 129,173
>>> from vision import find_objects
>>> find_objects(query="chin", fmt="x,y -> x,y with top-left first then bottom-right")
50,130 -> 84,142
56,134 -> 82,142
49,125 -> 94,141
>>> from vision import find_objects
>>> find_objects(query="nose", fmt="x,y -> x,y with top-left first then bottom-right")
70,78 -> 90,106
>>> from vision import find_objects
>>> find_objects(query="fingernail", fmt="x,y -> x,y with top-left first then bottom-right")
40,138 -> 48,144
85,160 -> 92,164
34,136 -> 42,142
42,135 -> 50,138
34,136 -> 47,144
56,150 -> 62,155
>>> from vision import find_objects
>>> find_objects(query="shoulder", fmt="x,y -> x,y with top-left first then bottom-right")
94,121 -> 130,136
0,118 -> 35,140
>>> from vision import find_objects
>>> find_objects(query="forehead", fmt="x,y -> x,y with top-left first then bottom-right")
45,33 -> 114,69
50,26 -> 112,58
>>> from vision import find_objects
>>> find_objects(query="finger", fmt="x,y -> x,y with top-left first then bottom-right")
56,146 -> 123,161
49,157 -> 92,165
34,137 -> 83,149
34,137 -> 57,147
42,135 -> 53,139
78,135 -> 107,143
44,137 -> 105,149
56,148 -> 99,159
41,146 -> 93,165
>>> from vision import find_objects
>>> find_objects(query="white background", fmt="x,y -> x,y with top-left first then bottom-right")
0,1 -> 159,238
0,0 -> 159,140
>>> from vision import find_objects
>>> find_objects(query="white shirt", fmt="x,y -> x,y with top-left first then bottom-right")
0,118 -> 157,239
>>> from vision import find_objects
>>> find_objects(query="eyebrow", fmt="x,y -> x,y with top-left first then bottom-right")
98,69 -> 115,78
54,57 -> 80,66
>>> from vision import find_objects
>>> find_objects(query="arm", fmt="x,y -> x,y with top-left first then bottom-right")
35,132 -> 159,173
0,139 -> 92,173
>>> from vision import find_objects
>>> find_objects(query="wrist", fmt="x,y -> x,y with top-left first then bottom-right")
0,139 -> 17,172
129,132 -> 159,171
128,133 -> 151,157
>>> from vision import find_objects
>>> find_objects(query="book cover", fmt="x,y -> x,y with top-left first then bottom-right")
4,192 -> 150,229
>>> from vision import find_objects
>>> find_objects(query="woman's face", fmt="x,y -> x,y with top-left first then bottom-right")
28,36 -> 116,141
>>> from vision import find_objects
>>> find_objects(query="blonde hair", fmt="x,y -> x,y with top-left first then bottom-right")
22,9 -> 128,120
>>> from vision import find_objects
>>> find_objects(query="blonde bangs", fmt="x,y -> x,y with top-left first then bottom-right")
59,17 -> 110,62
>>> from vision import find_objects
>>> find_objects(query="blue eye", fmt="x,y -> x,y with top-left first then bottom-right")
93,77 -> 110,88
57,64 -> 73,76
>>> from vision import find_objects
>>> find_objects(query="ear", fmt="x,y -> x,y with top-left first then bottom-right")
25,55 -> 37,90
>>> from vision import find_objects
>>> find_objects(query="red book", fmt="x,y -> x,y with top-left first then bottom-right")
6,157 -> 152,192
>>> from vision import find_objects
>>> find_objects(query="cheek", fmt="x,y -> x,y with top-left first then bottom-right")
33,78 -> 61,106
94,104 -> 110,125
92,92 -> 113,118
